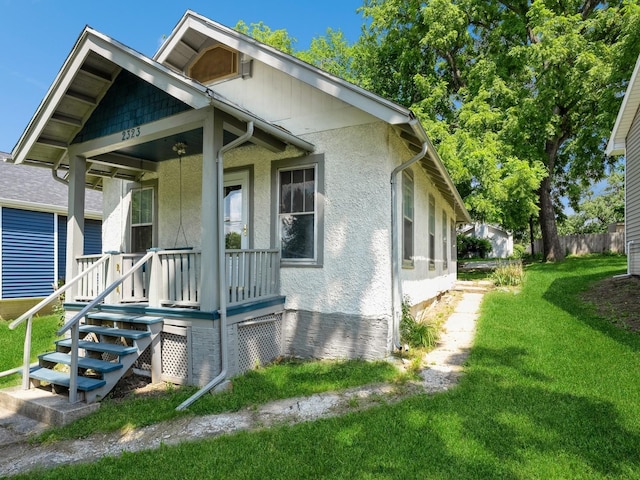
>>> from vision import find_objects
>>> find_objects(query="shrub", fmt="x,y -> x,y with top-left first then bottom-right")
400,298 -> 438,349
492,261 -> 524,287
511,244 -> 526,259
457,235 -> 492,258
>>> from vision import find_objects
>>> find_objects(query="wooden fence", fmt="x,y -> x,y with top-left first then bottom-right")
530,232 -> 626,256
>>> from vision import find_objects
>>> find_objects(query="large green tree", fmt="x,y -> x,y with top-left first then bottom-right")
356,0 -> 640,260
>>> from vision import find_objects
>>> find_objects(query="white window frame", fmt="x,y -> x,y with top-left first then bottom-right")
272,155 -> 324,267
429,194 -> 436,271
402,170 -> 414,268
130,185 -> 156,253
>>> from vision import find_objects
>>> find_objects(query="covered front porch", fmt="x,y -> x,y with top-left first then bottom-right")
5,30 -> 315,408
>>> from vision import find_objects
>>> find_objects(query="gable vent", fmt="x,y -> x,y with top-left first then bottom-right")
188,45 -> 238,84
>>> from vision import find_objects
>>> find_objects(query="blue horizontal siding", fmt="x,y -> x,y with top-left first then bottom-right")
57,217 -> 103,280
2,208 -> 55,298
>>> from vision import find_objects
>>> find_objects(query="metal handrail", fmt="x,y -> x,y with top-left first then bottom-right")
58,250 -> 154,403
8,254 -> 110,330
7,253 -> 110,390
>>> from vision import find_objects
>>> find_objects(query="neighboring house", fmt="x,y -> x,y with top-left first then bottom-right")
607,52 -> 640,275
0,154 -> 102,318
8,11 -> 469,403
460,223 -> 513,258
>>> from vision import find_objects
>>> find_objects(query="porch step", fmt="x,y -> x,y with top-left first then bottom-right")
56,339 -> 138,356
39,352 -> 123,373
79,324 -> 150,340
86,312 -> 163,324
29,367 -> 106,392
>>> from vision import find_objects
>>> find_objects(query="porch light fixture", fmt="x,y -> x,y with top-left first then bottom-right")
172,142 -> 187,157
172,142 -> 189,248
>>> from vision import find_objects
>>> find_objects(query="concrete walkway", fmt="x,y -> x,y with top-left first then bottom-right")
0,291 -> 482,478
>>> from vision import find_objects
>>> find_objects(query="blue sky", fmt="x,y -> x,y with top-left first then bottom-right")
0,0 -> 366,153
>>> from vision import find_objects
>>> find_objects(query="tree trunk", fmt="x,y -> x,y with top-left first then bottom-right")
538,175 -> 564,262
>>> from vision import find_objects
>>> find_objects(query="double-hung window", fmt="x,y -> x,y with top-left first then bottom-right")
402,170 -> 414,267
273,155 -> 324,266
131,187 -> 154,252
442,210 -> 448,271
429,194 -> 436,270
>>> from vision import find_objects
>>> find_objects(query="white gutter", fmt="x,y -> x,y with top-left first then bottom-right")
390,139 -> 429,351
176,120 -> 255,411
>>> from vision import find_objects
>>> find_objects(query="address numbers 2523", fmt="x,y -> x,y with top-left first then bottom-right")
122,127 -> 141,141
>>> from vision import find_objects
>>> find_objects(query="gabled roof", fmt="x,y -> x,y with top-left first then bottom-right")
0,157 -> 102,215
155,11 -> 470,222
11,25 -> 314,189
607,53 -> 640,155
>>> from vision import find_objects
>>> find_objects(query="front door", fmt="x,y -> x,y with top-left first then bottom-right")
223,170 -> 249,249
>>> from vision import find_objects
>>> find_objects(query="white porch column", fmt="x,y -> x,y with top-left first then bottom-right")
66,154 -> 86,301
200,108 -> 222,311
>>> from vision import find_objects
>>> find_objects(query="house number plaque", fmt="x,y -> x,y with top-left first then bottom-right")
121,127 -> 141,141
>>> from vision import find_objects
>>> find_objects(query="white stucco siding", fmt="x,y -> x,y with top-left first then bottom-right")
212,60 -> 376,136
627,110 -> 640,274
157,155 -> 203,250
395,135 -> 457,306
225,122 -> 395,317
101,178 -> 130,253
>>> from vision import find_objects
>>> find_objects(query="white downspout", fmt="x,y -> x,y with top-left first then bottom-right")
390,139 -> 428,351
628,240 -> 635,276
176,121 -> 254,411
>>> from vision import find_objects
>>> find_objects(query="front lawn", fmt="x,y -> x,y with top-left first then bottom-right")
17,255 -> 640,479
0,314 -> 59,389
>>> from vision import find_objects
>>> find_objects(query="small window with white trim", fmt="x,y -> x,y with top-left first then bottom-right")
442,210 -> 448,271
131,187 -> 154,252
429,194 -> 436,270
402,170 -> 414,267
272,155 -> 324,266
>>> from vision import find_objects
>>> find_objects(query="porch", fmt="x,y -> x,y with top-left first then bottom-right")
73,248 -> 281,310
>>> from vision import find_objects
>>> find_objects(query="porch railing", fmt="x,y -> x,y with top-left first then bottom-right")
71,249 -> 280,309
225,249 -> 280,306
75,254 -> 109,301
158,249 -> 201,307
121,253 -> 150,303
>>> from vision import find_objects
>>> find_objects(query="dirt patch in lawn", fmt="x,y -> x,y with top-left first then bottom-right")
582,275 -> 640,332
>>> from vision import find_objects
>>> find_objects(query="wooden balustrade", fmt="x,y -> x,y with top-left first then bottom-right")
75,255 -> 108,301
74,249 -> 280,309
225,249 -> 280,305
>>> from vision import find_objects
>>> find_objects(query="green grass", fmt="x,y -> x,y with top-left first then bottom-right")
0,314 -> 59,388
37,358 -> 404,442
17,255 -> 640,479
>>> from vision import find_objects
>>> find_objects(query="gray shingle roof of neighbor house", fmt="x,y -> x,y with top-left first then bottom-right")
0,152 -> 102,215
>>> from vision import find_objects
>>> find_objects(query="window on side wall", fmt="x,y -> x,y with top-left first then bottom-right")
402,170 -> 414,267
443,210 -> 448,271
272,155 -> 324,266
131,187 -> 154,253
429,194 -> 436,270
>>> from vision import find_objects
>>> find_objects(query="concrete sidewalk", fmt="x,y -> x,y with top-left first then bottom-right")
0,291 -> 483,477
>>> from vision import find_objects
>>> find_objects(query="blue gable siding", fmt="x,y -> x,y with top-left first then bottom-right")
72,69 -> 191,144
57,217 -> 103,281
2,208 -> 55,298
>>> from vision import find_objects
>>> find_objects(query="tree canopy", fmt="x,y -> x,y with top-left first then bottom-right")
236,1 -> 640,260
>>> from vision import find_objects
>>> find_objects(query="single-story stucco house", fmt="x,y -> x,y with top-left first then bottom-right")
607,51 -> 640,275
0,154 -> 102,319
4,10 -> 470,409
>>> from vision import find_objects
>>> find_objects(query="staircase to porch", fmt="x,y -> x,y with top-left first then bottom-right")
29,311 -> 162,404
0,307 -> 163,427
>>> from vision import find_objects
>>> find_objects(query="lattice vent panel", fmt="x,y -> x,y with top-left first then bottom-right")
135,345 -> 152,373
238,313 -> 282,373
162,331 -> 188,381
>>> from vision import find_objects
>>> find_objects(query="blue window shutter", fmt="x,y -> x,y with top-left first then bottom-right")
2,208 -> 55,298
